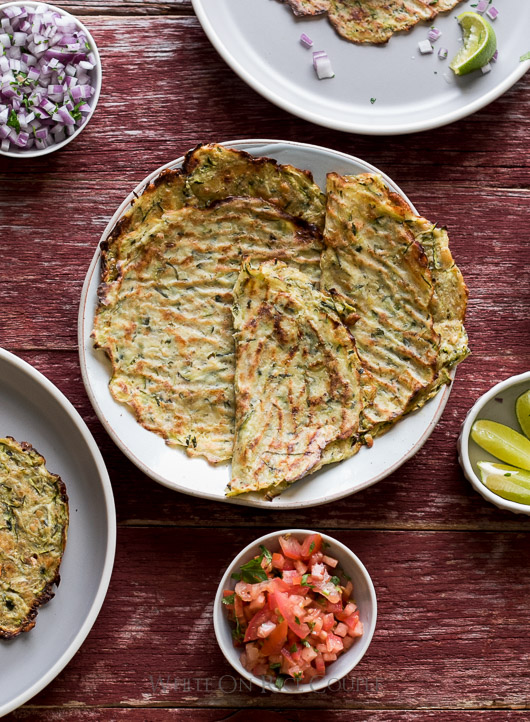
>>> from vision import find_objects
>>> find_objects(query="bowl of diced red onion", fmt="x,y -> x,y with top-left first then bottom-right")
0,1 -> 101,157
214,529 -> 377,694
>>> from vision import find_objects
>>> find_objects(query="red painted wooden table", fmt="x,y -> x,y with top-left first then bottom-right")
1,1 -> 530,719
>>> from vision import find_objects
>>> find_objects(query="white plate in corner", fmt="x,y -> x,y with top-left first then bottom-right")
192,0 -> 530,135
0,348 -> 116,717
78,138 -> 455,509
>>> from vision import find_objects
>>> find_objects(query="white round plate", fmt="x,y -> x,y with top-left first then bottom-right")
0,349 -> 116,716
192,0 -> 530,135
79,139 -> 454,509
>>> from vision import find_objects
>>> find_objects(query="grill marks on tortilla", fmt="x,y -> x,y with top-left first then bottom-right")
328,0 -> 436,44
0,437 -> 68,639
93,198 -> 323,464
282,0 -> 330,16
280,0 -> 465,44
229,260 -> 361,496
183,143 -> 326,229
321,173 -> 441,433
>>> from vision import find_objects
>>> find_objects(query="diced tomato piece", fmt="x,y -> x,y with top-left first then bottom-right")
294,559 -> 308,575
279,535 -> 303,560
283,558 -> 295,571
234,595 -> 247,629
301,645 -> 317,663
301,533 -> 322,560
322,652 -> 337,662
281,646 -> 295,665
275,591 -> 310,639
322,554 -> 338,568
348,619 -> 364,638
248,593 -> 266,614
342,581 -> 353,601
344,610 -> 360,629
342,635 -> 355,650
222,590 -> 234,608
326,600 -> 343,616
271,552 -> 285,570
326,632 -> 344,654
260,619 -> 288,656
309,551 -> 324,566
252,662 -> 269,676
244,608 -> 273,642
315,654 -> 326,675
335,622 -> 348,637
322,613 -> 335,632
337,601 -> 357,621
282,569 -> 303,585
290,642 -> 303,664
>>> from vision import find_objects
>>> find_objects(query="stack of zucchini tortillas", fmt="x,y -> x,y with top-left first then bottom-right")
93,144 -> 469,498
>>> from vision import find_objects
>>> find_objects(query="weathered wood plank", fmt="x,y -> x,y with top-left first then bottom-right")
8,349 -> 529,531
8,529 -> 530,710
59,0 -> 194,15
8,710 -> 530,721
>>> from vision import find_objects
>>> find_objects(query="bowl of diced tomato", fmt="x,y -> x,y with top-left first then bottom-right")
214,529 -> 377,693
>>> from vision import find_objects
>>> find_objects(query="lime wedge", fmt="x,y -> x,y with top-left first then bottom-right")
471,420 -> 530,471
478,462 -> 530,505
478,461 -> 530,491
515,389 -> 530,439
450,11 -> 497,76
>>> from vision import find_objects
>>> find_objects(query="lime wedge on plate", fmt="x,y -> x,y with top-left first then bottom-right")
515,389 -> 530,439
450,11 -> 497,76
478,462 -> 530,505
471,420 -> 530,471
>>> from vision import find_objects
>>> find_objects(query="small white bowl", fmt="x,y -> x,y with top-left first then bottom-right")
458,371 -> 530,516
0,1 -> 102,158
213,528 -> 377,694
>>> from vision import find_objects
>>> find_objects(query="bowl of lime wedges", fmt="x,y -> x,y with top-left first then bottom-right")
458,371 -> 530,515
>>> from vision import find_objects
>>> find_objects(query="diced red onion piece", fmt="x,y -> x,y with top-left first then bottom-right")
418,40 -> 433,55
476,0 -> 488,12
438,47 -> 448,59
491,50 -> 498,63
481,62 -> 492,74
486,7 -> 498,20
313,52 -> 335,79
427,27 -> 441,42
300,33 -> 313,49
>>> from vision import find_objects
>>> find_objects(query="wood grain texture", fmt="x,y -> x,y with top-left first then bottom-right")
58,0 -> 194,15
0,9 -> 529,719
3,529 -> 530,712
7,712 -> 530,721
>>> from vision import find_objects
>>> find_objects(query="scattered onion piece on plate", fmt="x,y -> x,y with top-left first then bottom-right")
0,3 -> 97,152
312,50 -> 334,79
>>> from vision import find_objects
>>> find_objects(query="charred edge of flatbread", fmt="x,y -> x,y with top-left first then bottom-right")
182,142 -> 319,192
0,437 -> 68,640
98,167 -> 186,292
282,0 -> 330,17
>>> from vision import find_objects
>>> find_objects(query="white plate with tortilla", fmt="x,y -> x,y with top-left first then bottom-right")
0,348 -> 116,716
79,138 -> 459,509
192,0 -> 530,135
